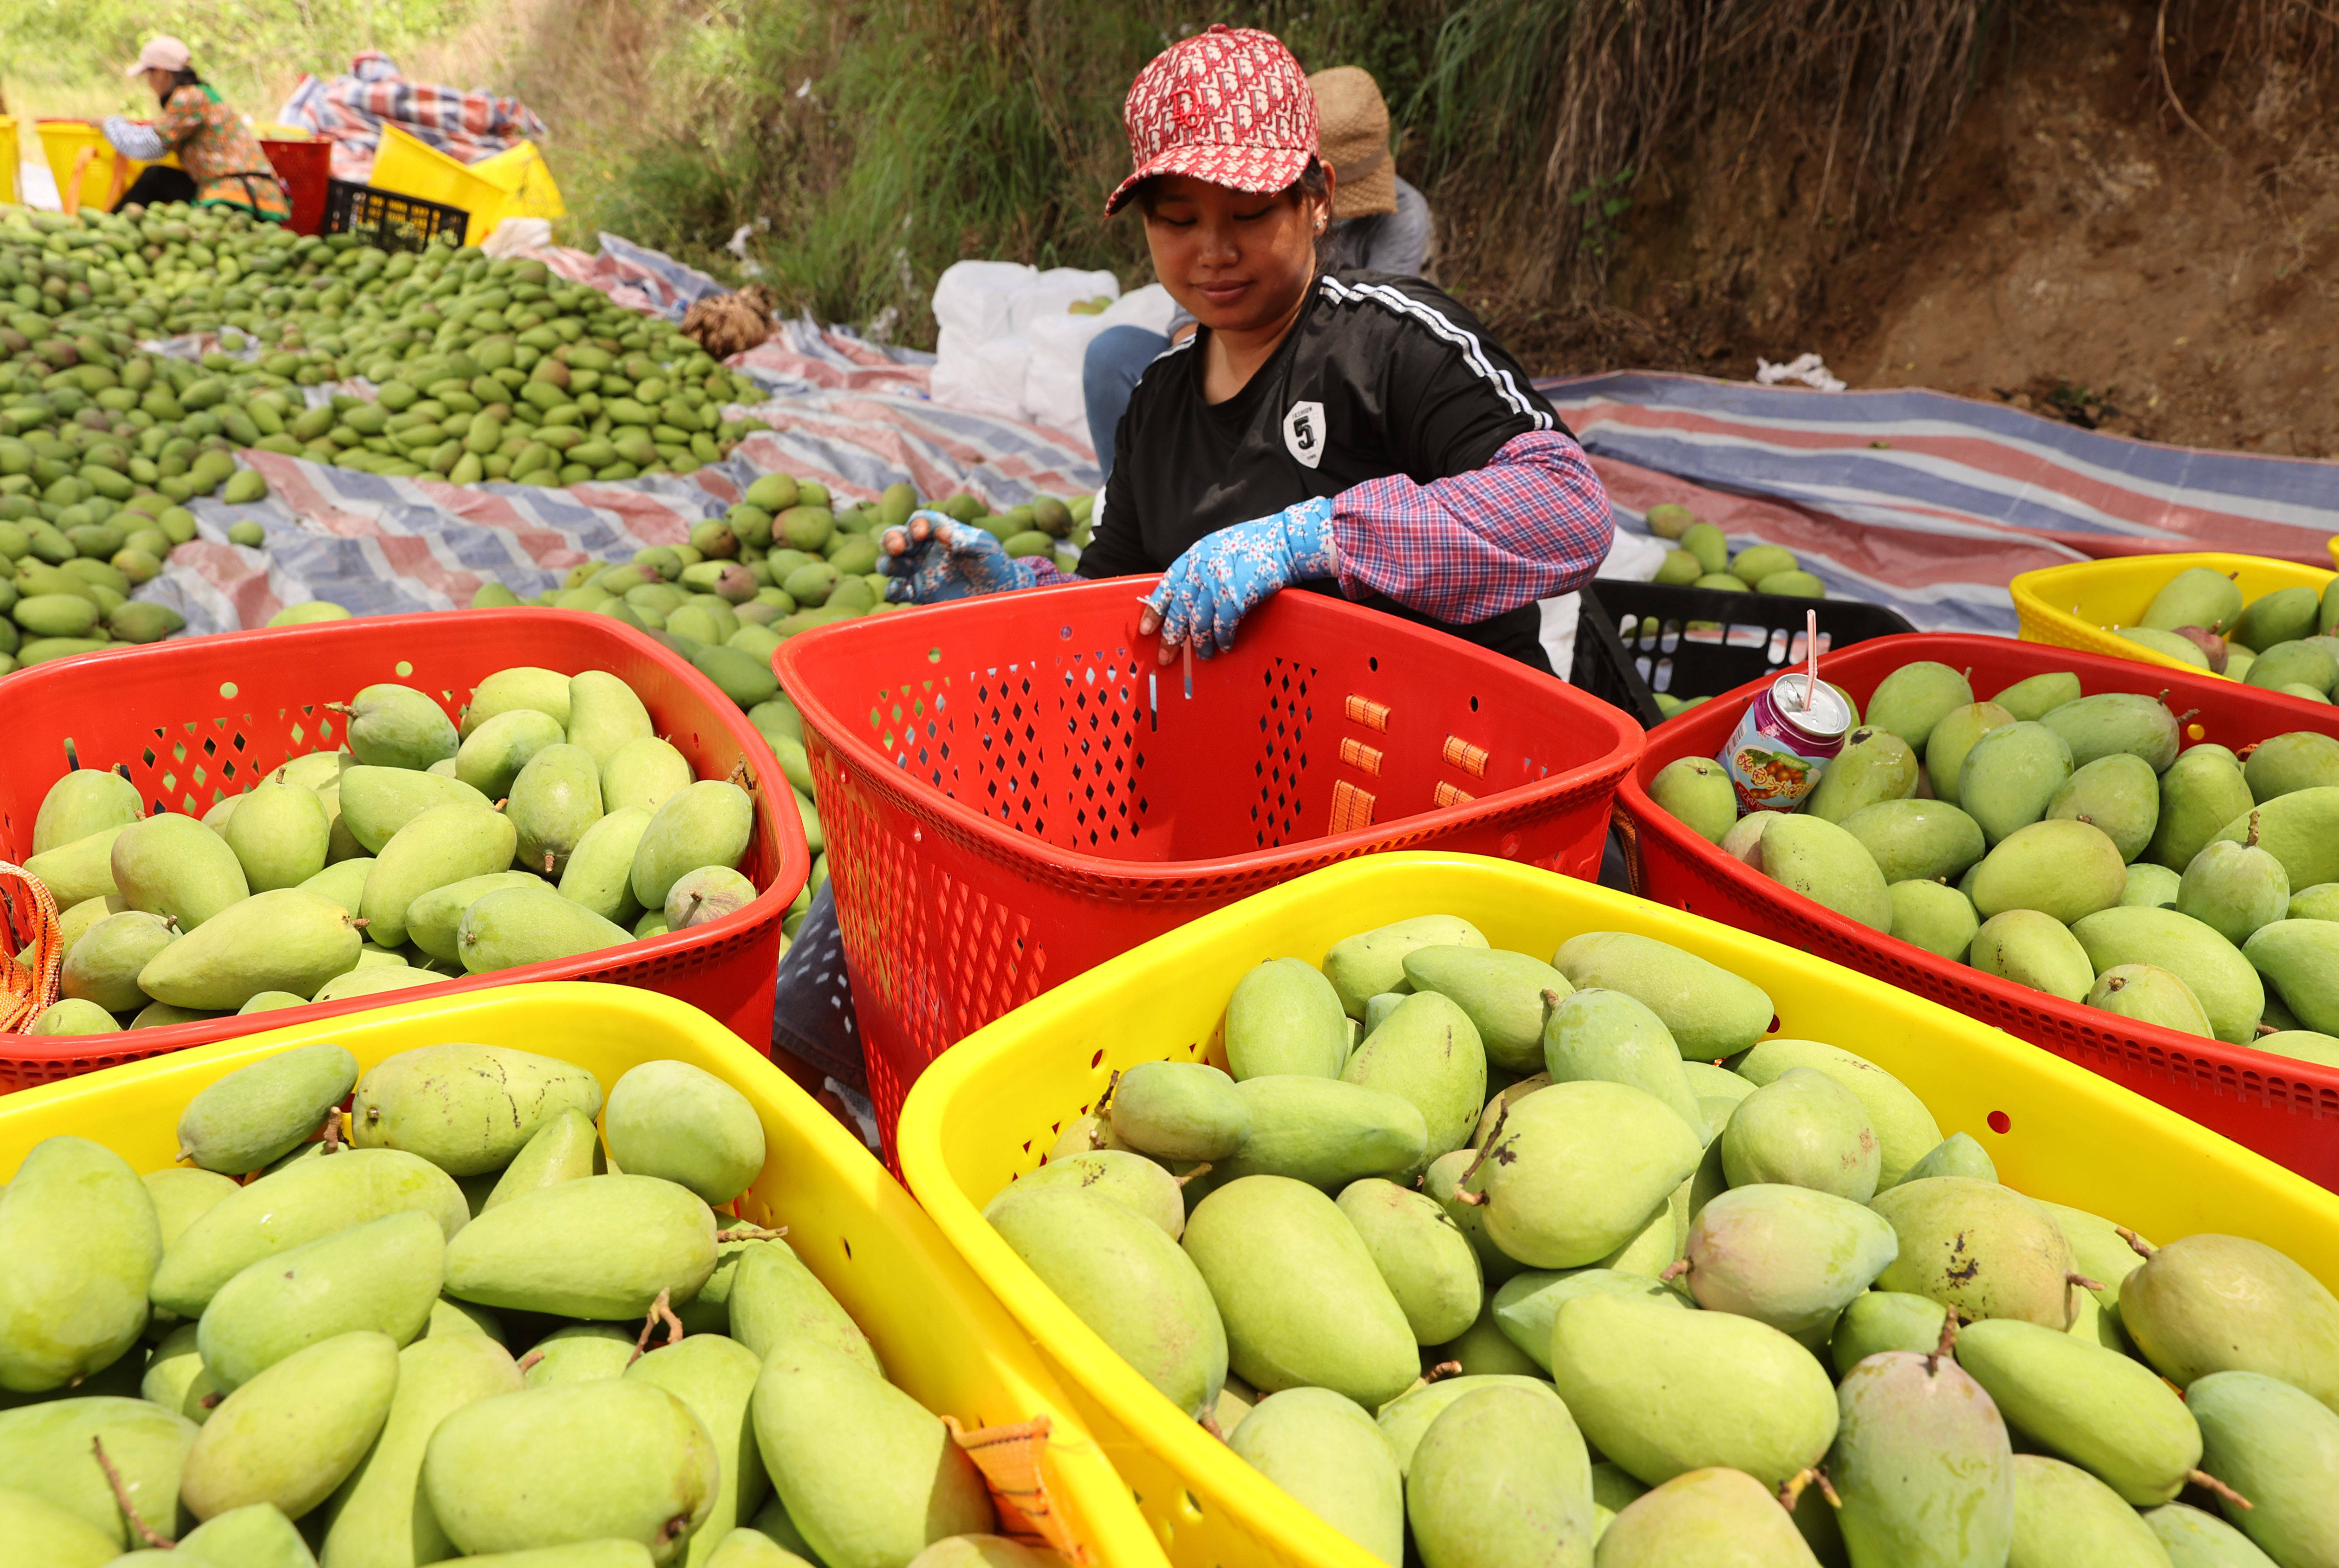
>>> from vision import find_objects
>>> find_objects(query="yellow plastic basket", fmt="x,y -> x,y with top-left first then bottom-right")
2011,550 -> 2336,674
898,851 -> 2339,1568
0,982 -> 1165,1568
469,140 -> 567,223
369,124 -> 566,244
0,117 -> 17,206
36,120 -> 176,214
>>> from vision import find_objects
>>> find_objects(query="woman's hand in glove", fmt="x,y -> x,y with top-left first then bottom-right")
876,510 -> 1044,603
1139,496 -> 1336,662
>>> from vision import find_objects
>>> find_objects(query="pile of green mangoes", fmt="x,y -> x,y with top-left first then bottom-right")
0,1039 -> 1050,1568
1645,503 -> 1826,599
2108,565 -> 2339,696
0,493 -> 198,671
2,204 -> 768,494
990,916 -> 2339,1567
1648,659 -> 2339,1067
15,663 -> 763,1038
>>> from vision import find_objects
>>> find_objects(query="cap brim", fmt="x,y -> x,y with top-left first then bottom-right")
126,59 -> 151,76
1106,143 -> 1314,218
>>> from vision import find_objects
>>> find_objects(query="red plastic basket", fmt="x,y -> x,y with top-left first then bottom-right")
1615,632 -> 2339,1190
774,576 -> 1645,1155
0,611 -> 806,1091
260,138 -> 332,236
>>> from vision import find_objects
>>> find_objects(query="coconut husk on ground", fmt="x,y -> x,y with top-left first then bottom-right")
682,284 -> 779,359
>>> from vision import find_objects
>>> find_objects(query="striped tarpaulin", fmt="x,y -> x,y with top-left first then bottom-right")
275,52 -> 547,183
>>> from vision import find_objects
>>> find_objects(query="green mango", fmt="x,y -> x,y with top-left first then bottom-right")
336,767 -> 491,855
602,737 -> 694,816
444,1175 -> 716,1319
726,1238 -> 883,1378
2180,814 -> 2290,946
28,998 -> 121,1036
176,1500 -> 316,1566
1207,1075 -> 1427,1189
424,1379 -> 719,1563
1229,1387 -> 1405,1564
1548,1292 -> 1836,1488
567,669 -> 656,765
462,667 -> 574,738
58,908 -> 175,1012
404,870 -> 548,963
1872,1178 -> 2079,1329
1361,992 -> 1406,1037
2187,1374 -> 2339,1567
138,889 -> 365,1010
1541,987 -> 1703,1138
1322,915 -> 1488,1019
1968,817 -> 2128,924
1375,1373 -> 1563,1477
1955,1318 -> 2200,1504
338,683 -> 459,771
457,884 -> 633,972
32,768 -> 143,856
0,1394 -> 199,1548
1971,909 -> 2096,1001
1829,1291 -> 1950,1377
175,1043 -> 358,1178
25,824 -> 130,908
1925,704 -> 2016,807
1335,1178 -> 1482,1346
144,1167 -> 242,1249
1402,945 -> 1568,1075
1646,755 -> 1738,843
1958,721 -> 2074,846
2118,1233 -> 2339,1409
51,893 -> 125,961
996,1149 -> 1184,1238
1407,1385 -> 1592,1568
312,966 -> 445,1005
2245,917 -> 2339,1035
484,1107 -> 608,1212
2243,638 -> 2338,696
455,707 -> 566,800
1719,1067 -> 1880,1201
751,1345 -> 995,1568
1748,812 -> 1891,929
2071,907 -> 2263,1044
605,1060 -> 766,1206
629,780 -> 754,911
2042,692 -> 2183,772
0,1137 -> 158,1394
421,1297 -> 507,1345
1551,931 -> 1774,1060
1865,661 -> 1975,752
2119,625 -> 2212,668
665,866 -> 755,929
1596,1465 -> 1820,1567
1106,1060 -> 1248,1161
1991,671 -> 2083,722
2087,963 -> 2208,1037
351,1042 -> 603,1175
361,800 -> 521,949
1728,1038 -> 1940,1188
0,1483 -> 120,1566
2044,751 -> 2160,863
1679,522 -> 1730,575
1182,1174 -> 1417,1406
1341,991 -> 1486,1168
2005,1454 -> 2168,1567
1679,1183 -> 1896,1347
224,775 -> 332,893
1809,725 -> 1921,821
1840,798 -> 1988,885
551,807 -> 654,927
1466,1080 -> 1701,1269
2141,566 -> 2245,633
2213,785 -> 2339,894
1490,1268 -> 1686,1371
508,742 -> 605,878
1830,1348 -> 2014,1568
2143,1502 -> 2281,1568
2144,750 -> 2252,875
152,1149 -> 467,1319
521,1325 -> 637,1389
112,811 -> 250,930
1891,1131 -> 1998,1188
181,1330 -> 399,1523
1889,878 -> 1979,961
197,1211 -> 442,1393
625,1336 -> 769,1568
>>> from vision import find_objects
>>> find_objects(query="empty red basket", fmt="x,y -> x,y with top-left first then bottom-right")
774,576 -> 1644,1155
1615,632 -> 2339,1190
260,139 -> 332,236
0,611 -> 807,1091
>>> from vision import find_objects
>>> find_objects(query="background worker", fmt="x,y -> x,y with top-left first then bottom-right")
1082,63 -> 1434,475
99,36 -> 291,221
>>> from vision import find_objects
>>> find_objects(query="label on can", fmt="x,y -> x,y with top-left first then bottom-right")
1719,674 -> 1853,813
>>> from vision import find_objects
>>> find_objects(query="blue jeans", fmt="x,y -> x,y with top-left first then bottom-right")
1084,325 -> 1169,476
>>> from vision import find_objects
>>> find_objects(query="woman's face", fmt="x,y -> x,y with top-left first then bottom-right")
1142,174 -> 1328,336
144,68 -> 176,100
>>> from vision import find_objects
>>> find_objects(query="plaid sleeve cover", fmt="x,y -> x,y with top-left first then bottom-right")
1327,429 -> 1613,623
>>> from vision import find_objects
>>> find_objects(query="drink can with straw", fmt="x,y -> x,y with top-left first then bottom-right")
1718,672 -> 1853,813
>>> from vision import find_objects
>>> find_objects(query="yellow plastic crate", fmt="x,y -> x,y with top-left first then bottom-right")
0,117 -> 17,206
898,851 -> 2339,1568
469,140 -> 567,223
0,982 -> 1164,1568
2012,550 -> 2335,675
370,123 -> 566,244
36,120 -> 176,214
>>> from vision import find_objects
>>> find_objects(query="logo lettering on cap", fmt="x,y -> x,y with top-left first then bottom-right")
1282,400 -> 1326,469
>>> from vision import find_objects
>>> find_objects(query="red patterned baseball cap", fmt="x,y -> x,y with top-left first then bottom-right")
1105,25 -> 1319,218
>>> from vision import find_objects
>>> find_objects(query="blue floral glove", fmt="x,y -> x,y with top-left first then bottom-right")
876,509 -> 1045,603
1145,497 -> 1337,657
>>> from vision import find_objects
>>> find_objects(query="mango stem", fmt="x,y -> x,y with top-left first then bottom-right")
1776,1466 -> 1840,1513
92,1436 -> 175,1549
2189,1470 -> 2252,1509
2117,1226 -> 2156,1259
628,1286 -> 685,1366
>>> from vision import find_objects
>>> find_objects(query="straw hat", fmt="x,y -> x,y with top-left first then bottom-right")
1310,67 -> 1396,220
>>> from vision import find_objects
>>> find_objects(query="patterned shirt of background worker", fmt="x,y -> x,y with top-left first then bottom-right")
103,87 -> 291,223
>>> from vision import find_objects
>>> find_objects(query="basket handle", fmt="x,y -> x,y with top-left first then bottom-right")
945,1414 -> 1093,1565
0,862 -> 65,1033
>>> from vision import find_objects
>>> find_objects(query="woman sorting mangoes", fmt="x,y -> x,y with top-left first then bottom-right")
880,25 -> 1612,673
97,36 -> 292,222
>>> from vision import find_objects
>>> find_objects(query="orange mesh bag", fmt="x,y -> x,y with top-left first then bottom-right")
946,1415 -> 1093,1565
0,864 -> 64,1032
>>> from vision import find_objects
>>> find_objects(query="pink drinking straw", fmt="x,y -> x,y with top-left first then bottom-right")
1803,608 -> 1820,712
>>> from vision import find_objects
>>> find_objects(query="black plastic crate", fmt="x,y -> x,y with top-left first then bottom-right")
1571,579 -> 1915,728
322,179 -> 467,254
